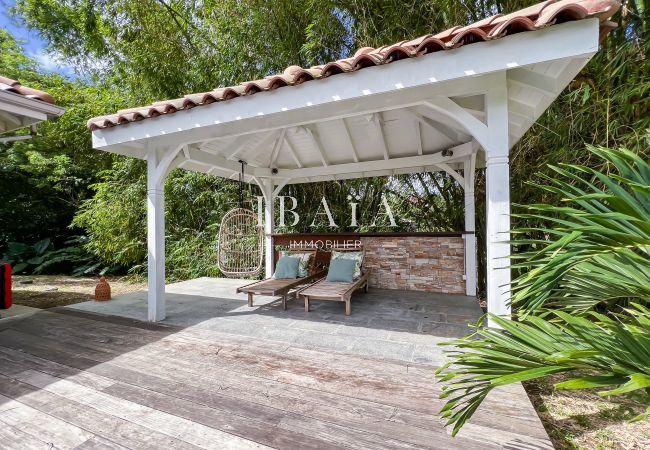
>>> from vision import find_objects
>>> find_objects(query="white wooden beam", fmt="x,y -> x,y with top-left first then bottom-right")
212,133 -> 255,158
277,141 -> 473,179
414,120 -> 423,155
0,111 -> 22,126
269,128 -> 286,168
435,163 -> 464,186
338,119 -> 359,162
508,68 -> 559,97
186,146 -> 260,175
404,108 -> 464,143
283,133 -> 303,168
372,113 -> 390,160
146,146 -> 182,322
232,130 -> 279,162
304,126 -> 329,166
272,178 -> 290,197
423,98 -> 489,150
258,178 -> 275,278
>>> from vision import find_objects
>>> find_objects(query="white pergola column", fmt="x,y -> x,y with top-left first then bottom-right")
146,146 -> 182,322
146,149 -> 166,322
463,154 -> 477,297
485,81 -> 512,325
258,178 -> 275,278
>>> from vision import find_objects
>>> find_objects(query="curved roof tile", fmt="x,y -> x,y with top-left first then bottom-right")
0,75 -> 56,104
87,0 -> 621,131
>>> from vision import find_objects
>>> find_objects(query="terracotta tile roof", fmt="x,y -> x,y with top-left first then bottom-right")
87,0 -> 620,131
0,75 -> 56,104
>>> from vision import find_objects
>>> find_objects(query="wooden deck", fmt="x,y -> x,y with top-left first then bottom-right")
0,306 -> 552,449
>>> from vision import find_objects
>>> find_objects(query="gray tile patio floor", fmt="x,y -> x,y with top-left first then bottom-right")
66,277 -> 483,365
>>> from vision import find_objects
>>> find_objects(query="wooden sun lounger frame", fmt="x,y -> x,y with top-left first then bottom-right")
298,245 -> 369,316
237,270 -> 326,310
236,248 -> 325,310
299,272 -> 369,316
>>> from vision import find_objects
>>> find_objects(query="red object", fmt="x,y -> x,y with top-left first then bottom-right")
0,263 -> 11,309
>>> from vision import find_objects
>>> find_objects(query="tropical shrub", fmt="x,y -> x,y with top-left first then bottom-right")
436,145 -> 650,435
1,236 -> 104,275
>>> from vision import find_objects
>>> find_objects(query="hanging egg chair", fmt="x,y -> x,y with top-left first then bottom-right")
217,161 -> 265,278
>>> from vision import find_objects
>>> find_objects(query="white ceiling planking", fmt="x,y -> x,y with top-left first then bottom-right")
285,127 -> 323,168
309,119 -> 353,165
164,44 -> 594,183
380,109 -> 420,159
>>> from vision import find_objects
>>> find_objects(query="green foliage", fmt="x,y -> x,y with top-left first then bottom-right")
0,28 -> 129,257
510,146 -> 650,316
436,305 -> 650,436
437,145 -> 650,435
4,0 -> 650,288
72,158 -> 242,279
1,236 -> 101,275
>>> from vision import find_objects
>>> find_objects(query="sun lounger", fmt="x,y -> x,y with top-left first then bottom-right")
237,269 -> 326,310
236,249 -> 324,310
299,272 -> 369,316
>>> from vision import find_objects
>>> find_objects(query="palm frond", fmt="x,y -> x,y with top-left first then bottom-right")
436,304 -> 650,436
510,146 -> 650,316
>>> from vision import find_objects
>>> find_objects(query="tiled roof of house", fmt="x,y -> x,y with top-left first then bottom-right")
0,75 -> 56,104
87,0 -> 620,131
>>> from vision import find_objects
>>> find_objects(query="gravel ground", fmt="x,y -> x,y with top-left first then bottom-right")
11,275 -> 147,309
524,375 -> 650,449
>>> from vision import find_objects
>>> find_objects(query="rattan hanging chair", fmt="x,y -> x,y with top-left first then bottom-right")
217,207 -> 264,278
217,160 -> 265,278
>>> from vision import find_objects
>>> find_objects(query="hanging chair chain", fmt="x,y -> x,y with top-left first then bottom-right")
238,160 -> 247,208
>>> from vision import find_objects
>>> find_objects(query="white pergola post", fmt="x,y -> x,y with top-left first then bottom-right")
258,178 -> 275,278
463,154 -> 477,297
146,149 -> 166,322
146,146 -> 182,322
485,80 -> 512,325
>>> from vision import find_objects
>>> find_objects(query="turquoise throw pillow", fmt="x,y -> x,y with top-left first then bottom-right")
274,256 -> 300,279
326,258 -> 356,283
331,250 -> 364,279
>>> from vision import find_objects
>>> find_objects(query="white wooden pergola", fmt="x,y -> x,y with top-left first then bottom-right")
89,18 -> 606,325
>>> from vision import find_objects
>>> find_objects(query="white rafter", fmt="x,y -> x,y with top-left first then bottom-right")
422,98 -> 489,149
233,130 -> 280,162
283,132 -> 303,168
508,68 -> 558,97
372,113 -> 390,160
414,119 -> 423,155
338,118 -> 359,162
268,128 -> 286,168
277,141 -> 473,180
404,108 -> 464,143
304,125 -> 329,166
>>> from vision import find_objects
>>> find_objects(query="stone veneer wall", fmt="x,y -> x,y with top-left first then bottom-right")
360,236 -> 465,294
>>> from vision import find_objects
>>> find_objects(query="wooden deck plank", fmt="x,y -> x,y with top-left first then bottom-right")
1,320 -> 540,443
0,372 -> 202,450
0,310 -> 552,449
0,313 -> 547,441
0,330 -> 462,450
3,311 -> 436,390
0,340 -> 446,443
0,393 -> 94,449
13,369 -> 270,450
72,436 -> 130,450
0,421 -> 52,450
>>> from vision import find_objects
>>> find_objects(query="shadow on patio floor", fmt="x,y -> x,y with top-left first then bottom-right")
64,277 -> 483,365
